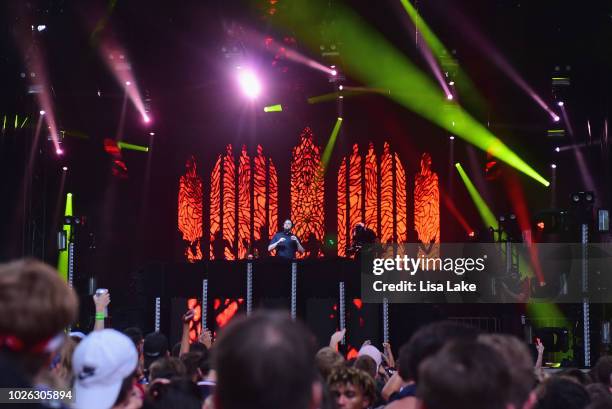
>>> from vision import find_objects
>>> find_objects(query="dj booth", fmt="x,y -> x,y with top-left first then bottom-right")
134,257 -> 523,351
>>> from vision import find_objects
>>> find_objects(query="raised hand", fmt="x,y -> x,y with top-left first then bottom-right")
330,328 -> 346,348
182,309 -> 195,324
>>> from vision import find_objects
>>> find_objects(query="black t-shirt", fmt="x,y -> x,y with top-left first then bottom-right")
270,231 -> 298,259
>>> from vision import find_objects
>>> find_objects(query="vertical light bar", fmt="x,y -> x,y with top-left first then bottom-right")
57,193 -> 73,281
246,260 -> 253,315
155,297 -> 161,333
581,223 -> 590,367
382,297 -> 389,344
339,281 -> 346,345
291,262 -> 297,320
202,279 -> 208,331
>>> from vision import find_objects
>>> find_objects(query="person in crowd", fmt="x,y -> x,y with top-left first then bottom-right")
143,332 -> 169,376
0,258 -> 78,392
354,355 -> 386,407
181,350 -> 216,400
170,342 -> 181,358
561,368 -> 593,386
212,311 -> 321,409
592,356 -> 612,391
181,351 -> 207,383
268,219 -> 305,259
93,290 -> 111,331
148,357 -> 186,383
50,337 -> 77,387
328,366 -> 376,409
586,383 -> 612,404
478,334 -> 538,409
124,327 -> 145,382
534,377 -> 590,409
384,321 -> 478,407
316,347 -> 345,380
417,340 -> 516,409
146,377 -> 203,409
354,355 -> 377,380
72,329 -> 143,409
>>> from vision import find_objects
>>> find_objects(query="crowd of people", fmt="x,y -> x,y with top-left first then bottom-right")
2,258 -> 612,409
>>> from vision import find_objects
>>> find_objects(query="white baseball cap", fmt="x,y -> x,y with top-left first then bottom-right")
358,345 -> 382,369
72,329 -> 138,409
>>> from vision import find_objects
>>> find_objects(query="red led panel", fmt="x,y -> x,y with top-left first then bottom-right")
380,143 -> 394,244
348,144 -> 362,240
337,158 -> 347,257
253,145 -> 267,244
222,145 -> 236,260
209,155 -> 222,260
178,156 -> 203,262
395,154 -> 408,243
290,127 -> 324,257
268,158 -> 278,240
237,146 -> 251,259
414,153 -> 440,255
364,143 -> 378,235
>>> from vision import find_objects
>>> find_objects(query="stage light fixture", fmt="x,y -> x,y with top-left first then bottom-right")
40,110 -> 46,115
263,104 -> 283,112
449,135 -> 455,140
37,25 -> 46,32
331,69 -> 338,76
557,101 -> 564,107
149,132 -> 155,136
447,94 -> 453,100
125,81 -> 131,86
56,148 -> 64,155
555,147 -> 560,152
449,81 -> 455,86
551,163 -> 557,169
237,68 -> 261,99
553,115 -> 560,122
143,114 -> 151,123
338,85 -> 343,90
571,191 -> 595,205
62,166 -> 68,171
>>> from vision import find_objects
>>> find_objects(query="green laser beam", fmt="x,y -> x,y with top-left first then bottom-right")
307,87 -> 390,104
321,117 -> 344,172
275,0 -> 549,186
263,104 -> 283,112
2,115 -> 6,131
399,0 -> 487,116
455,163 -> 498,230
14,115 -> 18,129
117,141 -> 149,152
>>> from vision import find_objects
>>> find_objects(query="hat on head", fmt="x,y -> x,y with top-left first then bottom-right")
72,329 -> 137,409
358,345 -> 382,369
143,332 -> 168,367
69,331 -> 86,340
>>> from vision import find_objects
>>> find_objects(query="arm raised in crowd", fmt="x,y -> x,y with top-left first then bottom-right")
179,309 -> 195,357
93,291 -> 110,331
